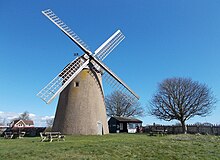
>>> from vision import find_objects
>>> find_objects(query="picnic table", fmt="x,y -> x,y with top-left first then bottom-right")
4,132 -> 14,139
4,131 -> 26,139
40,132 -> 65,142
16,131 -> 26,138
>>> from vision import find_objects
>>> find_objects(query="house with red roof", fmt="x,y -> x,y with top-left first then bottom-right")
10,119 -> 34,128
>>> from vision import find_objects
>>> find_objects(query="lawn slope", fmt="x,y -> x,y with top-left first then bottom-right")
0,134 -> 219,160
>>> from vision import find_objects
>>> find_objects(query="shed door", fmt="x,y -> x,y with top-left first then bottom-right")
120,123 -> 123,130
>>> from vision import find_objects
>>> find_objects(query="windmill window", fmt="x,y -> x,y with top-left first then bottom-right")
74,82 -> 79,87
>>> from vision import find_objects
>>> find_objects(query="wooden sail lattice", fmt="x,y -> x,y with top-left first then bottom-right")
38,9 -> 139,105
37,57 -> 89,104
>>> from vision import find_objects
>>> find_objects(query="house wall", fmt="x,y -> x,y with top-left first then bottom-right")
108,119 -> 128,133
121,122 -> 128,132
14,121 -> 25,127
108,118 -> 143,133
14,121 -> 34,128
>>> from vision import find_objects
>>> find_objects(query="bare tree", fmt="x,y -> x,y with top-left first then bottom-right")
149,77 -> 216,134
105,90 -> 144,117
19,111 -> 31,120
0,117 -> 6,126
46,118 -> 54,128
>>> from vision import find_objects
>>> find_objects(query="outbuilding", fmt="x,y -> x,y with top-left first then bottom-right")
108,116 -> 142,133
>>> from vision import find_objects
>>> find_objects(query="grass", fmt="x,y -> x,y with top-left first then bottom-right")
0,134 -> 219,160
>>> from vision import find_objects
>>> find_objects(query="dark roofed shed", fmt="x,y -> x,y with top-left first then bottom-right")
108,116 -> 142,133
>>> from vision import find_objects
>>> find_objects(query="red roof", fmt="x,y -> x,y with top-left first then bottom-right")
12,119 -> 34,127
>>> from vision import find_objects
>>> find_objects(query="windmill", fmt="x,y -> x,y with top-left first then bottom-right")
37,9 -> 139,135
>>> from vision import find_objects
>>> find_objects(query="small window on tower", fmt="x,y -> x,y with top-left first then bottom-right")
74,82 -> 79,87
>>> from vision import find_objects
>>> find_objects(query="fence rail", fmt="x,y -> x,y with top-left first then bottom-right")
144,124 -> 220,135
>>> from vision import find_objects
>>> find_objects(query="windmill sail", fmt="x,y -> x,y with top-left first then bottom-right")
39,9 -> 139,105
42,9 -> 92,55
102,72 -> 138,104
94,30 -> 125,61
37,57 -> 89,104
90,56 -> 139,102
90,30 -> 125,72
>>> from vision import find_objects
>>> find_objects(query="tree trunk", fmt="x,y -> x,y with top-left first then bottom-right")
181,120 -> 187,134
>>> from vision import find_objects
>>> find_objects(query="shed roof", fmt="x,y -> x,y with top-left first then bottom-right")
111,116 -> 142,123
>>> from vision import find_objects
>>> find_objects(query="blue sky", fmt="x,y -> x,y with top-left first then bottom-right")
0,0 -> 220,126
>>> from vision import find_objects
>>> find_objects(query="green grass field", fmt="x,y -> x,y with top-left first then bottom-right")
0,134 -> 219,160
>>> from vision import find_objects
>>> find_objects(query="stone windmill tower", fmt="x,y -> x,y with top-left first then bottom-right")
37,9 -> 139,135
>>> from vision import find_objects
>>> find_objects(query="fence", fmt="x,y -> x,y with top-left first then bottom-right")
144,124 -> 220,135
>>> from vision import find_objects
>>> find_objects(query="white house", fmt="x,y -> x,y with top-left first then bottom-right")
10,120 -> 34,128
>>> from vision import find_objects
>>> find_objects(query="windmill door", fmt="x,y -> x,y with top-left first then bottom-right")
97,121 -> 103,135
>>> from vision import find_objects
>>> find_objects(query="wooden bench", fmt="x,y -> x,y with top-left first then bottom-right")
40,132 -> 65,142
